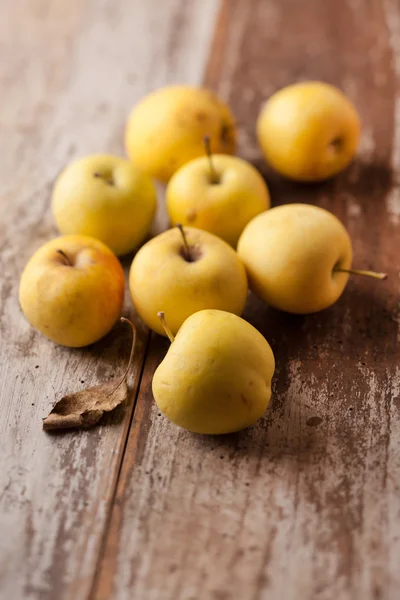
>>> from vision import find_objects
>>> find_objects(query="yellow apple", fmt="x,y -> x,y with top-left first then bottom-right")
19,235 -> 125,347
153,309 -> 275,434
125,86 -> 236,182
166,152 -> 270,247
129,226 -> 248,336
52,155 -> 157,256
238,204 -> 353,313
257,81 -> 361,181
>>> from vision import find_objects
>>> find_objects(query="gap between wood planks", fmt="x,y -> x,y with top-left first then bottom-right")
88,328 -> 152,598
88,12 -> 226,598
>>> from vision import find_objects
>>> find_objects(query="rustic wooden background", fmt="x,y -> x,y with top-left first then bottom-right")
1,0 -> 399,599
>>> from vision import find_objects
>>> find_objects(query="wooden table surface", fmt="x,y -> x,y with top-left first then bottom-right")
1,1 -> 399,599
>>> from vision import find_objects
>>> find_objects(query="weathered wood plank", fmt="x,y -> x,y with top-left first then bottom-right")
95,1 -> 400,599
0,1 -> 218,598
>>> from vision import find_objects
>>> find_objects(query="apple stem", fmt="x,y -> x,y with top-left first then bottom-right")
157,311 -> 175,343
203,135 -> 219,184
176,223 -> 192,261
56,249 -> 72,266
334,267 -> 388,280
94,172 -> 114,186
107,317 -> 137,396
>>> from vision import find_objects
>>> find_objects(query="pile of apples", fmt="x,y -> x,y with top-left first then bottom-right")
19,82 -> 386,434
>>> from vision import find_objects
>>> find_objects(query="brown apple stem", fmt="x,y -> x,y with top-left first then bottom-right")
203,135 -> 219,184
94,172 -> 114,186
334,267 -> 388,280
56,249 -> 72,266
107,317 -> 137,396
176,223 -> 192,261
157,311 -> 175,343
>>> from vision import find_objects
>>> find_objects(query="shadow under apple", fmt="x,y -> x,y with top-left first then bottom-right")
184,273 -> 396,464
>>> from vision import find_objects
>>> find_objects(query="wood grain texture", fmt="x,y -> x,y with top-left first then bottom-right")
96,1 -> 400,599
0,1 -> 218,598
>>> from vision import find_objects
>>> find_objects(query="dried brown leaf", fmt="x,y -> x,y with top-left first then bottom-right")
43,317 -> 137,432
43,379 -> 128,431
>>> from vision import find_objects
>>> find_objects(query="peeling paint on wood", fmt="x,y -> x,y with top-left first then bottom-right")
94,1 -> 400,599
